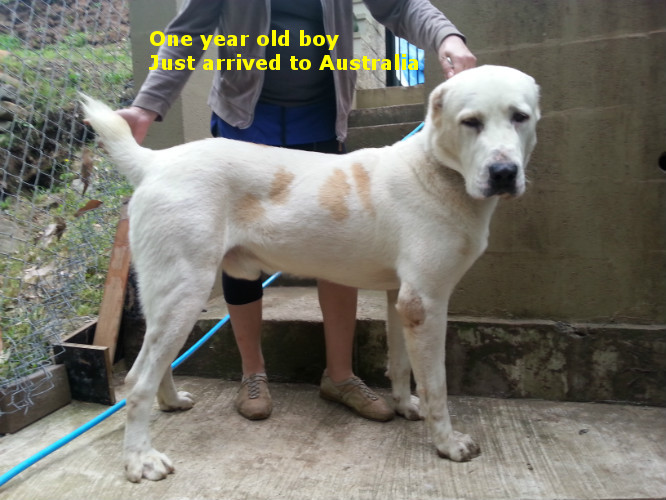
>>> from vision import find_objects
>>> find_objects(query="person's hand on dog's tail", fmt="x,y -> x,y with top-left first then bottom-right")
115,107 -> 159,145
438,35 -> 476,79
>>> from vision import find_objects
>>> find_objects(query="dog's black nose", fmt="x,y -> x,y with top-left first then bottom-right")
488,162 -> 518,194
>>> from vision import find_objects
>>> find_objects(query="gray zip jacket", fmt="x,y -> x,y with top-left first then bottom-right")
133,0 -> 465,142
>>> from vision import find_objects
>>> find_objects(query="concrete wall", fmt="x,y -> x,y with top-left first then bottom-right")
352,0 -> 386,89
427,0 -> 666,324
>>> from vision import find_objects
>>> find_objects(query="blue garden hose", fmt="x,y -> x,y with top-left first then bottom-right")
403,121 -> 424,139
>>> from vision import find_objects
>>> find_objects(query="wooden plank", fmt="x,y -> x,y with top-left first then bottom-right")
56,342 -> 115,405
61,319 -> 97,345
93,201 -> 130,362
0,364 -> 72,434
56,321 -> 116,405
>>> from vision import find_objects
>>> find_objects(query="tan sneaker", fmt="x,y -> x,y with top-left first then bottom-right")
235,374 -> 272,420
320,373 -> 394,422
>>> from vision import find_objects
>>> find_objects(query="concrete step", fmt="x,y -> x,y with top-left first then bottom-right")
172,287 -> 389,385
2,376 -> 664,499
354,84 -> 426,109
346,120 -> 423,151
348,102 -> 425,128
346,86 -> 426,151
270,273 -> 315,287
119,287 -> 666,406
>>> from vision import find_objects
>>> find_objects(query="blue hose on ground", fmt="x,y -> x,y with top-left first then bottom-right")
0,272 -> 282,489
0,119 -> 427,489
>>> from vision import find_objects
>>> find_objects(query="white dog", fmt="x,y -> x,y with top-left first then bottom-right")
81,64 -> 540,482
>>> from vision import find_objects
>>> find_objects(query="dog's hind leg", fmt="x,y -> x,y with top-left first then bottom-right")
125,341 -> 195,413
123,268 -> 216,482
386,289 -> 421,420
157,369 -> 194,412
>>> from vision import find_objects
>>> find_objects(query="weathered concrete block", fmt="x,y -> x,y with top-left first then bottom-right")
446,319 -> 666,405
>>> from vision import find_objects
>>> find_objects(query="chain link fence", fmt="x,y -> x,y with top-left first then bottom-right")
1,0 -> 133,416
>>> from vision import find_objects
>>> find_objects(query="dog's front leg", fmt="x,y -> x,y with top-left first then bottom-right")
123,275 -> 215,482
386,289 -> 422,420
395,283 -> 480,462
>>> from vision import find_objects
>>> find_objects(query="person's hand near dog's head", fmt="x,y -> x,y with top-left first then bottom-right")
438,35 -> 476,79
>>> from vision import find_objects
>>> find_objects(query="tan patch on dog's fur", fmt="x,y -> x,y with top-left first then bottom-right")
319,168 -> 351,221
269,167 -> 295,205
396,285 -> 426,329
235,193 -> 264,224
352,163 -> 375,216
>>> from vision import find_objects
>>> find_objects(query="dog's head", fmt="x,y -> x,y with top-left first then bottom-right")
424,65 -> 541,199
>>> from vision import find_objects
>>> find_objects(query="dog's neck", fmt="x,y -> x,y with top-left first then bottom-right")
396,133 -> 499,236
405,133 -> 497,200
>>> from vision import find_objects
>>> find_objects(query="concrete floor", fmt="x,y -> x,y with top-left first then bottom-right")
0,376 -> 664,500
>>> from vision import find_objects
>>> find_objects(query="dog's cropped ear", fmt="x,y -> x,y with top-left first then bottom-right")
427,83 -> 447,123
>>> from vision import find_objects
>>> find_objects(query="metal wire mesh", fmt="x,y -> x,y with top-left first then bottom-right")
0,0 -> 132,416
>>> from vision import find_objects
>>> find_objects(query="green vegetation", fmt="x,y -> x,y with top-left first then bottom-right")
0,34 -> 22,51
0,33 -> 132,111
0,29 -> 134,384
0,158 -> 132,380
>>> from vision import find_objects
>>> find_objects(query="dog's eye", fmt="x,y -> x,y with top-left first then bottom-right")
461,117 -> 482,130
512,112 -> 529,123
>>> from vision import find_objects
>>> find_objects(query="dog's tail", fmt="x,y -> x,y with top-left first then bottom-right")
80,93 -> 152,186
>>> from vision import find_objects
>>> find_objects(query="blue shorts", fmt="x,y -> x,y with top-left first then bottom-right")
210,98 -> 336,146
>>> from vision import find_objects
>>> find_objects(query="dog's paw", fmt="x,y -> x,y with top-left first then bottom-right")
125,448 -> 174,482
158,391 -> 195,412
394,394 -> 423,421
436,431 -> 481,462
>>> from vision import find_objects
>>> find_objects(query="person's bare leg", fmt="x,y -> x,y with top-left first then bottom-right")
228,299 -> 264,377
228,299 -> 272,420
318,279 -> 356,383
318,279 -> 394,421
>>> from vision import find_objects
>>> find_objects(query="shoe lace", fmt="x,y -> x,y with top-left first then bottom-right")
245,375 -> 264,399
349,377 -> 379,401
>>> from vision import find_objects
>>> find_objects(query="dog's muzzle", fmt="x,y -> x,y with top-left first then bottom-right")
485,162 -> 518,196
